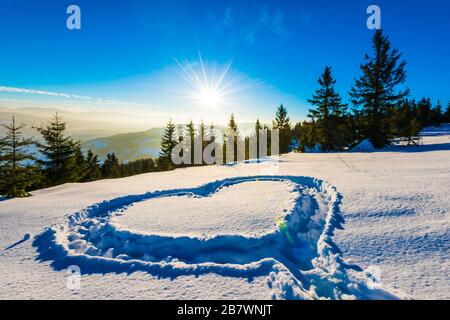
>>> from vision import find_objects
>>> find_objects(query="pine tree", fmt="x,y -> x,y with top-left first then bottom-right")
255,119 -> 262,158
84,150 -> 102,181
0,117 -> 40,197
255,119 -> 262,133
296,121 -> 319,152
121,158 -> 156,176
101,153 -> 121,178
430,101 -> 444,126
158,119 -> 177,170
227,114 -> 239,135
198,120 -> 207,163
141,158 -> 156,173
350,30 -> 409,148
390,100 -> 421,145
225,114 -> 240,162
308,66 -> 348,151
272,105 -> 291,154
417,97 -> 432,128
185,120 -> 196,164
292,122 -> 303,151
263,124 -> 273,156
445,102 -> 450,123
71,145 -> 89,181
35,113 -> 79,185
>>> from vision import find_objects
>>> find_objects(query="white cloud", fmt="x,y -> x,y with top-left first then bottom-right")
0,85 -> 157,109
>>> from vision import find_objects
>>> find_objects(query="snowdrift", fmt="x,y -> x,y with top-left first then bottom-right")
33,175 -> 403,300
350,139 -> 375,152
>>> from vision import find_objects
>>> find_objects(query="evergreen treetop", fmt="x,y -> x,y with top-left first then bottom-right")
35,113 -> 79,184
350,30 -> 409,148
0,117 -> 40,197
308,66 -> 348,151
159,119 -> 177,170
273,105 -> 291,154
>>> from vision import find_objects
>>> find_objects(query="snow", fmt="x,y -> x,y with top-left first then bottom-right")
350,139 -> 375,152
111,181 -> 298,238
305,144 -> 322,153
0,125 -> 449,300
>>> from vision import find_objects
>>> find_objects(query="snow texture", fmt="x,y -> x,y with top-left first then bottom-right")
32,176 -> 401,300
0,125 -> 449,300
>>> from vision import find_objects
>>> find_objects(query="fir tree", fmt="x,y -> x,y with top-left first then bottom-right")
308,66 -> 348,151
416,97 -> 432,128
35,113 -> 79,185
84,150 -> 102,181
0,117 -> 40,197
272,105 -> 291,154
227,114 -> 239,135
185,120 -> 196,164
225,114 -> 240,162
198,120 -> 207,162
255,119 -> 262,134
350,30 -> 409,148
71,145 -> 89,181
430,101 -> 444,126
292,122 -> 303,151
390,100 -> 421,145
263,124 -> 272,156
158,119 -> 177,170
445,102 -> 450,123
101,153 -> 121,178
255,119 -> 262,158
120,158 -> 156,177
296,121 -> 319,152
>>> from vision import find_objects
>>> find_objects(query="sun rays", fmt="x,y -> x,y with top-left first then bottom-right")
173,55 -> 260,115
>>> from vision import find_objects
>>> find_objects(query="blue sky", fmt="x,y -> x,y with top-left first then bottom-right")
0,0 -> 449,125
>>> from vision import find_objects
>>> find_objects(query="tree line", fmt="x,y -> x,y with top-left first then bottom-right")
0,114 -> 161,197
1,30 -> 449,198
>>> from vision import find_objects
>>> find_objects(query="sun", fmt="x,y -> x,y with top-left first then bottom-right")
197,87 -> 221,109
173,55 -> 258,115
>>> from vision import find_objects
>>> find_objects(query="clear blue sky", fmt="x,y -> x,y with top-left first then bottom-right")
0,0 -> 449,125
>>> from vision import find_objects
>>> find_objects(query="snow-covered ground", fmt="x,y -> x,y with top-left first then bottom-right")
0,126 -> 449,300
110,180 -> 298,238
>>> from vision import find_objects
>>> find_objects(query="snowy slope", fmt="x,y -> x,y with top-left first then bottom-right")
0,126 -> 449,300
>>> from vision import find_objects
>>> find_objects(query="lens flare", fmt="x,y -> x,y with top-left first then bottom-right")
173,54 -> 259,114
197,87 -> 221,109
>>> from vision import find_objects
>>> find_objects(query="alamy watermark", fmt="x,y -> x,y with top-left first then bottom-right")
66,265 -> 81,291
65,5 -> 381,32
367,5 -> 381,30
171,129 -> 280,166
66,5 -> 81,30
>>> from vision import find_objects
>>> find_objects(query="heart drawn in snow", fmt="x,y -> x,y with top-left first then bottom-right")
33,176 -> 401,299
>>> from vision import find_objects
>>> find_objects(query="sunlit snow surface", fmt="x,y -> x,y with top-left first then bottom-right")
110,181 -> 297,238
0,125 -> 449,299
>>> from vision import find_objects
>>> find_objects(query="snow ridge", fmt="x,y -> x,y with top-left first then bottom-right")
33,176 -> 403,300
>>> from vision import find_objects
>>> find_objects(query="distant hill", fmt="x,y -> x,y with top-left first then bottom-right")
6,106 -> 160,131
0,107 -> 136,141
82,128 -> 164,162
